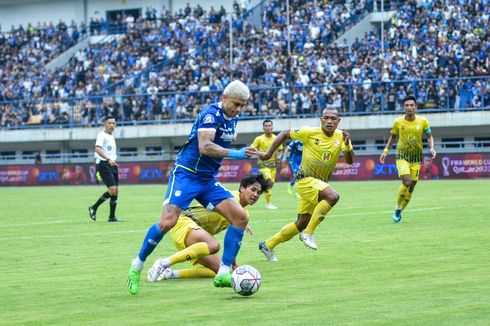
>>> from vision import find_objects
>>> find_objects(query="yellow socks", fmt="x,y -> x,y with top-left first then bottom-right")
177,266 -> 216,279
265,222 -> 300,250
264,191 -> 272,204
396,184 -> 413,210
401,190 -> 413,210
169,242 -> 210,265
304,200 -> 332,234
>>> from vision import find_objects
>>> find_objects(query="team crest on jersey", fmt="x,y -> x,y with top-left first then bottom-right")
175,190 -> 182,197
321,150 -> 332,162
203,114 -> 215,124
108,146 -> 112,151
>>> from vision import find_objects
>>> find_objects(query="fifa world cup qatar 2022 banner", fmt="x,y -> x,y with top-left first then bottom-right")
1,153 -> 490,186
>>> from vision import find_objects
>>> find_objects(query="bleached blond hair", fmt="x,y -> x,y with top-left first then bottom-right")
223,80 -> 250,101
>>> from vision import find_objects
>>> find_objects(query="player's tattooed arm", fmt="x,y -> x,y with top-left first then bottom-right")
198,130 -> 229,157
165,204 -> 180,213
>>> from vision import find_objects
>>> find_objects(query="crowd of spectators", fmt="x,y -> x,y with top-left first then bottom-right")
0,0 -> 489,128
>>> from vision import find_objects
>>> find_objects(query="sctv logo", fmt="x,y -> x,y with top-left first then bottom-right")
39,171 -> 58,181
374,164 -> 398,175
140,169 -> 162,180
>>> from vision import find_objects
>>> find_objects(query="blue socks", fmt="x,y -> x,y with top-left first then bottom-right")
221,225 -> 245,267
138,223 -> 165,262
290,177 -> 296,186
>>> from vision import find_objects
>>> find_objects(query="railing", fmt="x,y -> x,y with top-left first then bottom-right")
0,76 -> 489,130
2,140 -> 490,165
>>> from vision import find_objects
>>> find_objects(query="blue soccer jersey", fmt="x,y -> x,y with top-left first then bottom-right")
287,140 -> 303,169
175,102 -> 237,177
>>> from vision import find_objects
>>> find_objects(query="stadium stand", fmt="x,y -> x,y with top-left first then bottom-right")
0,0 -> 488,129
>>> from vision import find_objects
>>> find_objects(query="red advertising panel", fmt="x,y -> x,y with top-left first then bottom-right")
1,153 -> 489,186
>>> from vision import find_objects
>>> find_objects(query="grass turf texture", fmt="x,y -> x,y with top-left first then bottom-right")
0,180 -> 489,325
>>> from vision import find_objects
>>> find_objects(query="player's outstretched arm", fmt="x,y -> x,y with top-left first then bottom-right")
427,134 -> 436,158
342,129 -> 354,164
198,130 -> 256,159
380,134 -> 397,164
258,130 -> 290,161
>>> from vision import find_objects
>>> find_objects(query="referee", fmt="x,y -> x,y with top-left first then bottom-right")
88,116 -> 122,222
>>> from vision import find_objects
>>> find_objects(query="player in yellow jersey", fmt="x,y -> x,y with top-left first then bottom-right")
146,174 -> 270,281
380,95 -> 436,223
251,119 -> 283,209
257,108 -> 354,259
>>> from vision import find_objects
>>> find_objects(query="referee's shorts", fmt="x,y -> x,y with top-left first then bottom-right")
96,160 -> 119,187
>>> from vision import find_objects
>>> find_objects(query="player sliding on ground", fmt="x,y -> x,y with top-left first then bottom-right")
147,174 -> 270,282
379,95 -> 436,223
127,80 -> 257,294
257,108 -> 354,260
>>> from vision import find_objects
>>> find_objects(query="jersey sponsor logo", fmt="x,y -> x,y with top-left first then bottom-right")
220,132 -> 235,141
334,140 -> 340,147
416,125 -> 420,130
175,190 -> 182,197
321,150 -> 333,162
203,114 -> 215,124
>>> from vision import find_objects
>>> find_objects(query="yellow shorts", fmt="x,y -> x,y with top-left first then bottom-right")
169,216 -> 202,264
295,177 -> 330,215
396,160 -> 421,181
259,167 -> 276,184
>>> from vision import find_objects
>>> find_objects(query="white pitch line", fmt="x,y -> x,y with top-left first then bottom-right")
3,229 -> 146,241
0,220 -> 68,228
250,204 -> 477,224
0,204 -> 479,241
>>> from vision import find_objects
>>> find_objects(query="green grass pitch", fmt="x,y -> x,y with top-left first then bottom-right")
1,180 -> 489,325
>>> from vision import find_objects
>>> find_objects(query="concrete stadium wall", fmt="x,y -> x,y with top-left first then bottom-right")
0,0 -> 85,28
1,112 -> 489,163
0,0 -> 234,29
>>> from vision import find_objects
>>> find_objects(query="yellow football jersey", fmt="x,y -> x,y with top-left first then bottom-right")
251,134 -> 283,168
181,191 -> 249,235
391,115 -> 431,163
290,127 -> 347,182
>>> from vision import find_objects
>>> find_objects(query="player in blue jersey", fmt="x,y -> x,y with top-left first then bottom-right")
127,80 -> 257,295
282,140 -> 303,196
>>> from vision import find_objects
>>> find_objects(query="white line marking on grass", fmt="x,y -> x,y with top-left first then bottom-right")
1,204 -> 480,240
0,220 -> 68,228
4,229 -> 145,240
252,205 -> 476,223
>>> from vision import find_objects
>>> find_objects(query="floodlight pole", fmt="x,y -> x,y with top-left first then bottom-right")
229,15 -> 233,70
381,0 -> 385,56
286,0 -> 291,57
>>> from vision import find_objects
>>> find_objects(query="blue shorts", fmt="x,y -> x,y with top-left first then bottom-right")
163,165 -> 233,210
289,160 -> 301,176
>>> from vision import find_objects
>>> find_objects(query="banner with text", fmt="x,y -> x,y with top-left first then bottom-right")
1,153 -> 489,186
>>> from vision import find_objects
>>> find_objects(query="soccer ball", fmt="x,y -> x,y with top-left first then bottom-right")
231,265 -> 261,296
